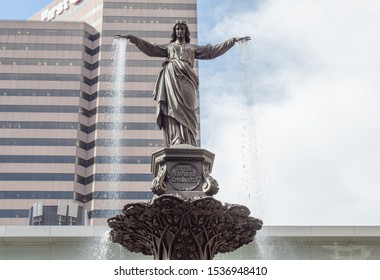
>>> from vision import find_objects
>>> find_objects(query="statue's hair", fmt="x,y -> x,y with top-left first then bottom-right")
170,21 -> 191,43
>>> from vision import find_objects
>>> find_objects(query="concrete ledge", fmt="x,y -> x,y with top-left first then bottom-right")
0,226 -> 379,244
0,226 -> 109,243
257,226 -> 380,245
0,226 -> 379,260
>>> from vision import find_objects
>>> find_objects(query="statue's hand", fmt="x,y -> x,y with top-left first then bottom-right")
234,36 -> 251,43
114,34 -> 129,40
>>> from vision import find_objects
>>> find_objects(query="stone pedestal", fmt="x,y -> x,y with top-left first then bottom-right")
151,144 -> 219,197
107,144 -> 263,260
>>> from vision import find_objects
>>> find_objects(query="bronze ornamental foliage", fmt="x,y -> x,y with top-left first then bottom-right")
108,195 -> 263,260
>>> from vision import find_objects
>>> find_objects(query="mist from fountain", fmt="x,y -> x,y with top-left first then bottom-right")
238,40 -> 273,259
89,230 -> 120,259
105,38 -> 127,192
89,38 -> 127,259
238,39 -> 269,221
96,37 -> 129,218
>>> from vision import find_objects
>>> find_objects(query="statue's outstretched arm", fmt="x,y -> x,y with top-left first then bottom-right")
114,34 -> 167,57
196,36 -> 251,60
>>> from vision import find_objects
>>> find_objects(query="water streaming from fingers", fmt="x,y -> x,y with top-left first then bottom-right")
238,39 -> 273,258
90,38 -> 127,259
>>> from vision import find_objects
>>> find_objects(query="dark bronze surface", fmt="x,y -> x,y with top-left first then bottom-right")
115,23 -> 250,147
108,195 -> 263,260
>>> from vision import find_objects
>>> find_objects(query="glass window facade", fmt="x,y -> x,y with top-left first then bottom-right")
0,0 -> 199,226
0,89 -> 80,97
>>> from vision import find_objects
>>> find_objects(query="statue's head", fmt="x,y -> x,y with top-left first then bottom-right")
171,20 -> 191,43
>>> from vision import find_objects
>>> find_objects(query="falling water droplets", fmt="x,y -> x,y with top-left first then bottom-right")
87,38 -> 127,259
238,39 -> 270,220
88,229 -> 129,259
238,39 -> 275,259
105,38 -> 128,199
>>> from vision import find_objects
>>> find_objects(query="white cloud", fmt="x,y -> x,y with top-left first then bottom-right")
199,0 -> 380,225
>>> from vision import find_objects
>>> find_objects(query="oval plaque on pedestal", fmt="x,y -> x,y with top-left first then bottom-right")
167,163 -> 201,191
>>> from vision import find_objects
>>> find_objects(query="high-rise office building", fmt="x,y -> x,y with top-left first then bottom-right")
0,0 -> 198,226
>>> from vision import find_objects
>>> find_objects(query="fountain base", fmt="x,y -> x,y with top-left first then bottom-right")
107,195 -> 263,260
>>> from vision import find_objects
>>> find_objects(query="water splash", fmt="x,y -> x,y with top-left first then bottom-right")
91,230 -> 113,259
89,229 -> 129,259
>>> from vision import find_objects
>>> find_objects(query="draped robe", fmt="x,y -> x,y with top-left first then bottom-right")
128,35 -> 236,147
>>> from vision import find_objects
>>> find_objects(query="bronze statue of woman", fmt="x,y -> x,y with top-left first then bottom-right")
115,21 -> 250,147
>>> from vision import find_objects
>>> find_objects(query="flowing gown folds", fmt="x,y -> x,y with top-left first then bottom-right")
128,35 -> 236,146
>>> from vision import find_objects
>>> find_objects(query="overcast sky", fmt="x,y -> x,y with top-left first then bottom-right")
1,0 -> 380,226
198,0 -> 380,226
